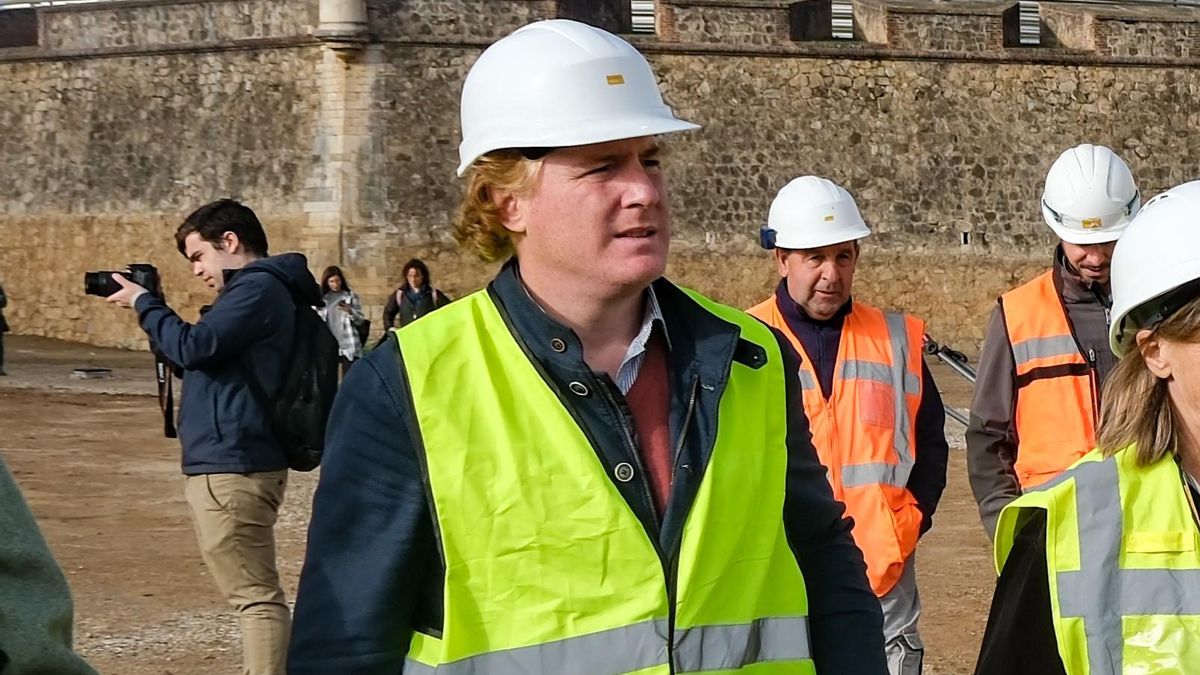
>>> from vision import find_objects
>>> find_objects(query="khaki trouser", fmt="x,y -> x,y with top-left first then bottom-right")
881,554 -> 924,675
185,471 -> 290,675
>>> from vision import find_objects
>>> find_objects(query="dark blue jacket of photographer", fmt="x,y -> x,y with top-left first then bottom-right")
133,253 -> 321,475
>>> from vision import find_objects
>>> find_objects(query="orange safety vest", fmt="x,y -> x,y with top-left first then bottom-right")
999,270 -> 1098,489
748,296 -> 924,597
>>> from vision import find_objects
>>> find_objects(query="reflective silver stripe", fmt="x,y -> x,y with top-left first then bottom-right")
885,311 -> 917,476
408,619 -> 670,675
1033,457 -> 1200,674
798,369 -> 817,392
838,360 -> 920,394
402,659 -> 437,675
842,462 -> 909,488
1010,335 -> 1080,369
839,313 -> 920,489
674,616 -> 812,673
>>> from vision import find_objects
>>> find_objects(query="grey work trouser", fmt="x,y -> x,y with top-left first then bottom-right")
880,554 -> 924,675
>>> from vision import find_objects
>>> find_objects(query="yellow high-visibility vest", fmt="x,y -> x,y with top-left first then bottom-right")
995,445 -> 1200,675
397,288 -> 815,674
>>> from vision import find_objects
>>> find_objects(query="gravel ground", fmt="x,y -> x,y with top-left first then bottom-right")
2,333 -> 985,674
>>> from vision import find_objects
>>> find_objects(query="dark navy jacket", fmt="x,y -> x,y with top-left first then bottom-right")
773,281 -> 950,534
134,253 -> 321,475
289,262 -> 887,674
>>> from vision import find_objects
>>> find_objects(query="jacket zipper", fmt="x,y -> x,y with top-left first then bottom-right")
664,376 -> 699,673
1086,348 -> 1100,429
672,377 -> 699,467
597,377 -> 678,671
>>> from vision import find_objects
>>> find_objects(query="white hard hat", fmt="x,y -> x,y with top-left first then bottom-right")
1041,144 -> 1140,245
1109,180 -> 1200,357
759,176 -> 871,250
456,19 -> 699,177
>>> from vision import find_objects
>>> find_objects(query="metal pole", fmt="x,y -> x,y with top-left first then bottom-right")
923,334 -> 977,384
922,334 -> 977,427
944,405 -> 970,427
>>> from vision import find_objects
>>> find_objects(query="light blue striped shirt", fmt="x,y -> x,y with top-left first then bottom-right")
614,287 -> 668,395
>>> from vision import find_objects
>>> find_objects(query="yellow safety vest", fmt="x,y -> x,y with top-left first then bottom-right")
994,445 -> 1200,675
396,288 -> 816,675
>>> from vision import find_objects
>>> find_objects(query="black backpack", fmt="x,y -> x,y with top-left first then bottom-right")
238,269 -> 340,471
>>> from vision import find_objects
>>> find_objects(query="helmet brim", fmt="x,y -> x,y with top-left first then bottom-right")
771,225 -> 871,251
457,115 -> 700,177
1044,216 -> 1127,245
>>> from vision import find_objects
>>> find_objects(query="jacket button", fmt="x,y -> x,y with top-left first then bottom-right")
614,462 -> 635,482
568,381 -> 589,396
550,338 -> 567,353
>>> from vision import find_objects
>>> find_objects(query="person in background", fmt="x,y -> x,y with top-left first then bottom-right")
748,176 -> 949,675
102,199 -> 316,675
381,258 -> 451,329
967,144 -> 1140,539
976,180 -> 1200,675
0,278 -> 7,376
0,454 -> 99,675
318,266 -> 365,376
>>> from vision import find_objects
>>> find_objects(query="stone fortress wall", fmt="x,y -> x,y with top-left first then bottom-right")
2,0 -> 1198,351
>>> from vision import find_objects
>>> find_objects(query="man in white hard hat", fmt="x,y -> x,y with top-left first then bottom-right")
288,20 -> 887,674
748,176 -> 949,675
968,144 -> 1141,538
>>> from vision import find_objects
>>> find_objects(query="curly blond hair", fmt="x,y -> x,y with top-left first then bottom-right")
454,150 -> 542,262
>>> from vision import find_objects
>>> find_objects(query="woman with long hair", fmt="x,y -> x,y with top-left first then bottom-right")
317,265 -> 365,375
975,181 -> 1200,675
382,258 -> 452,329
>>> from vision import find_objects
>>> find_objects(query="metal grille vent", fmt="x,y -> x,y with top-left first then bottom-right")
631,0 -> 656,34
832,0 -> 854,40
1018,1 -> 1041,46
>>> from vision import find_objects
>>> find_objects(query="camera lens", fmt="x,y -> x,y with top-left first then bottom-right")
84,271 -> 121,297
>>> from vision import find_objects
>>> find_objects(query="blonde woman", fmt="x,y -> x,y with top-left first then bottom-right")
975,180 -> 1200,675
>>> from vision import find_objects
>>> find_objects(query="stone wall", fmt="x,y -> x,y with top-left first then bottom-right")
38,0 -> 314,51
666,0 -> 791,46
886,7 -> 1003,52
1098,17 -> 1200,58
4,0 -> 1200,353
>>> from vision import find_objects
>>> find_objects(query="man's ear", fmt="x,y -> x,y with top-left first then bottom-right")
494,190 -> 525,235
774,249 -> 790,278
220,231 -> 242,255
1137,329 -> 1172,379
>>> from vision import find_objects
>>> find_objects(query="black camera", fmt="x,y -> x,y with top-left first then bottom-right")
84,263 -> 162,298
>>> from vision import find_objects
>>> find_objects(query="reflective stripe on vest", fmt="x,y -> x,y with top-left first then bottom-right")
399,288 -> 815,674
995,446 -> 1200,675
1000,271 -> 1097,489
747,296 -> 924,597
403,616 -> 814,675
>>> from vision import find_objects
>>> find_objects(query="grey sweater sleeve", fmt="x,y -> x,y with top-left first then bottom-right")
966,305 -> 1023,540
0,455 -> 98,675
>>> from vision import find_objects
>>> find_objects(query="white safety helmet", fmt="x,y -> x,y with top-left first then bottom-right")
759,176 -> 871,250
1109,180 -> 1200,357
1041,144 -> 1140,245
456,19 -> 699,177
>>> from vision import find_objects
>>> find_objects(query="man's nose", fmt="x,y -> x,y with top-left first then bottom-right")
620,163 -> 661,209
820,261 -> 842,284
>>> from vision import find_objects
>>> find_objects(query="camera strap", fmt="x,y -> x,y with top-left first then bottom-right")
156,354 -> 177,439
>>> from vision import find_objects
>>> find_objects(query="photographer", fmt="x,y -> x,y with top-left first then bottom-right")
102,199 -> 321,675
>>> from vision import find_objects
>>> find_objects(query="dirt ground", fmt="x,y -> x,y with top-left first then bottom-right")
0,334 -> 993,674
